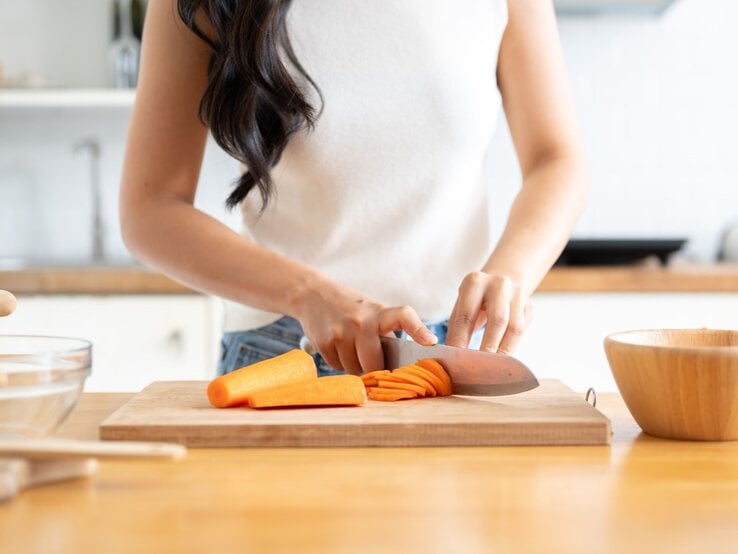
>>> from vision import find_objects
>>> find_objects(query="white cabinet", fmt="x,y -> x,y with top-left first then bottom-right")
0,295 -> 223,392
517,293 -> 738,393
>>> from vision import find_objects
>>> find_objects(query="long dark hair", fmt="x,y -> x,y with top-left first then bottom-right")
177,0 -> 321,210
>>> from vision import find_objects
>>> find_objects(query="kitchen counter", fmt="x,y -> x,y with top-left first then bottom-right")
0,266 -> 192,295
2,393 -> 737,553
3,264 -> 738,295
540,264 -> 738,292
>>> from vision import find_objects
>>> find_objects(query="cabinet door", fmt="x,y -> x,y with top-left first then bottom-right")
0,295 -> 220,392
516,293 -> 738,392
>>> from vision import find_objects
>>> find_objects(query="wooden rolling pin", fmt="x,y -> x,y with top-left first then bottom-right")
0,457 -> 97,502
0,289 -> 17,317
0,439 -> 187,502
0,438 -> 187,460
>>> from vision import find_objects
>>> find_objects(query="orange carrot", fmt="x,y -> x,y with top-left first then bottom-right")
415,358 -> 453,395
249,375 -> 366,408
401,365 -> 448,396
362,370 -> 391,380
207,349 -> 316,408
392,367 -> 437,397
361,370 -> 391,387
372,373 -> 407,383
367,388 -> 417,401
377,379 -> 427,397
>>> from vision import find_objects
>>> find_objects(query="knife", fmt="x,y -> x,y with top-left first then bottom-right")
379,336 -> 539,396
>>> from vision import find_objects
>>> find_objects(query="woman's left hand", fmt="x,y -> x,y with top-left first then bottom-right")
445,271 -> 532,355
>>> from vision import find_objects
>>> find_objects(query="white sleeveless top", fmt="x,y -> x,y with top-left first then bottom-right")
223,0 -> 509,332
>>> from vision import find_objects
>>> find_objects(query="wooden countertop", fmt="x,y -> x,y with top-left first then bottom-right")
1,393 -> 737,553
540,264 -> 738,292
0,266 -> 193,295
2,264 -> 738,295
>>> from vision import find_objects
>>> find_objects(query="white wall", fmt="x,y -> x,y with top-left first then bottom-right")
0,0 -> 112,88
487,0 -> 738,260
1,0 -> 738,262
0,108 -> 240,264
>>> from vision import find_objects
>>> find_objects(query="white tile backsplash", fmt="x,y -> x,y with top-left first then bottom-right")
1,0 -> 737,262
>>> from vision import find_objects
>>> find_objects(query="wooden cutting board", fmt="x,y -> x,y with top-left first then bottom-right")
99,379 -> 610,447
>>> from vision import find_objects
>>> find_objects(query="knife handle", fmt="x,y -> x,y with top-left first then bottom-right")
299,336 -> 317,356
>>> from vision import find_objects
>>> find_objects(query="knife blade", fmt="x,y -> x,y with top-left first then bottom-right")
380,336 -> 539,396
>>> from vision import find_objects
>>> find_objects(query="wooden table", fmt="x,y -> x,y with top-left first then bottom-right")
1,393 -> 737,554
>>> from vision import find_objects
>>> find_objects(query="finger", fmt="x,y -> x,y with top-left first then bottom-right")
479,283 -> 512,353
446,273 -> 486,348
316,341 -> 343,372
378,305 -> 437,345
335,339 -> 363,375
497,293 -> 528,355
355,331 -> 385,374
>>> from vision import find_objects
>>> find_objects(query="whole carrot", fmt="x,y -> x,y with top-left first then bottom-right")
207,349 -> 317,408
249,375 -> 367,408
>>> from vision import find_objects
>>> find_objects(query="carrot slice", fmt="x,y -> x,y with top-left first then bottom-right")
393,367 -> 437,397
415,358 -> 453,396
249,375 -> 366,408
399,365 -> 447,396
361,370 -> 391,388
377,380 -> 427,397
362,370 -> 391,380
373,373 -> 410,383
367,388 -> 417,401
207,349 -> 316,408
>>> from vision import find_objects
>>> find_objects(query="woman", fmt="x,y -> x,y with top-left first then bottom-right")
120,0 -> 587,377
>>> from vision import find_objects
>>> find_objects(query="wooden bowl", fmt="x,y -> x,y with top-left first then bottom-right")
604,329 -> 738,441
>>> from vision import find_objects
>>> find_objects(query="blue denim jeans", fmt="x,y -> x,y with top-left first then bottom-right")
218,316 -> 482,376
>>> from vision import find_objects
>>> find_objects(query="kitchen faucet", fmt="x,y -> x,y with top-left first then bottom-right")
73,138 -> 105,264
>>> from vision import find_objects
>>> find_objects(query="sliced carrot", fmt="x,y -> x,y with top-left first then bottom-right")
415,358 -> 453,396
361,370 -> 391,388
393,367 -> 437,397
401,365 -> 447,396
373,373 -> 410,383
377,379 -> 427,397
207,349 -> 316,408
367,388 -> 417,401
248,375 -> 366,408
362,370 -> 391,380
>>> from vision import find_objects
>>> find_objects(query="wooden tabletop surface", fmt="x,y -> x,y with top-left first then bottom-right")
3,264 -> 738,295
1,392 -> 737,554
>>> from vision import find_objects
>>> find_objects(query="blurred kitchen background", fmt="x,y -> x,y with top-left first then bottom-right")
1,0 -> 737,392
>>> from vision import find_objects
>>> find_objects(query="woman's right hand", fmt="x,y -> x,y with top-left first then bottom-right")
293,282 -> 438,375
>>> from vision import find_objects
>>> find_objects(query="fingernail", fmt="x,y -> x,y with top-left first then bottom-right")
422,331 -> 438,344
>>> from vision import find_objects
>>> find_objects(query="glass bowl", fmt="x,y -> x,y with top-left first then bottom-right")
0,335 -> 92,437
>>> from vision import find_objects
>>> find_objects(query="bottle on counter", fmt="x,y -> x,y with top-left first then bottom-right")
109,0 -> 141,88
113,0 -> 146,42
